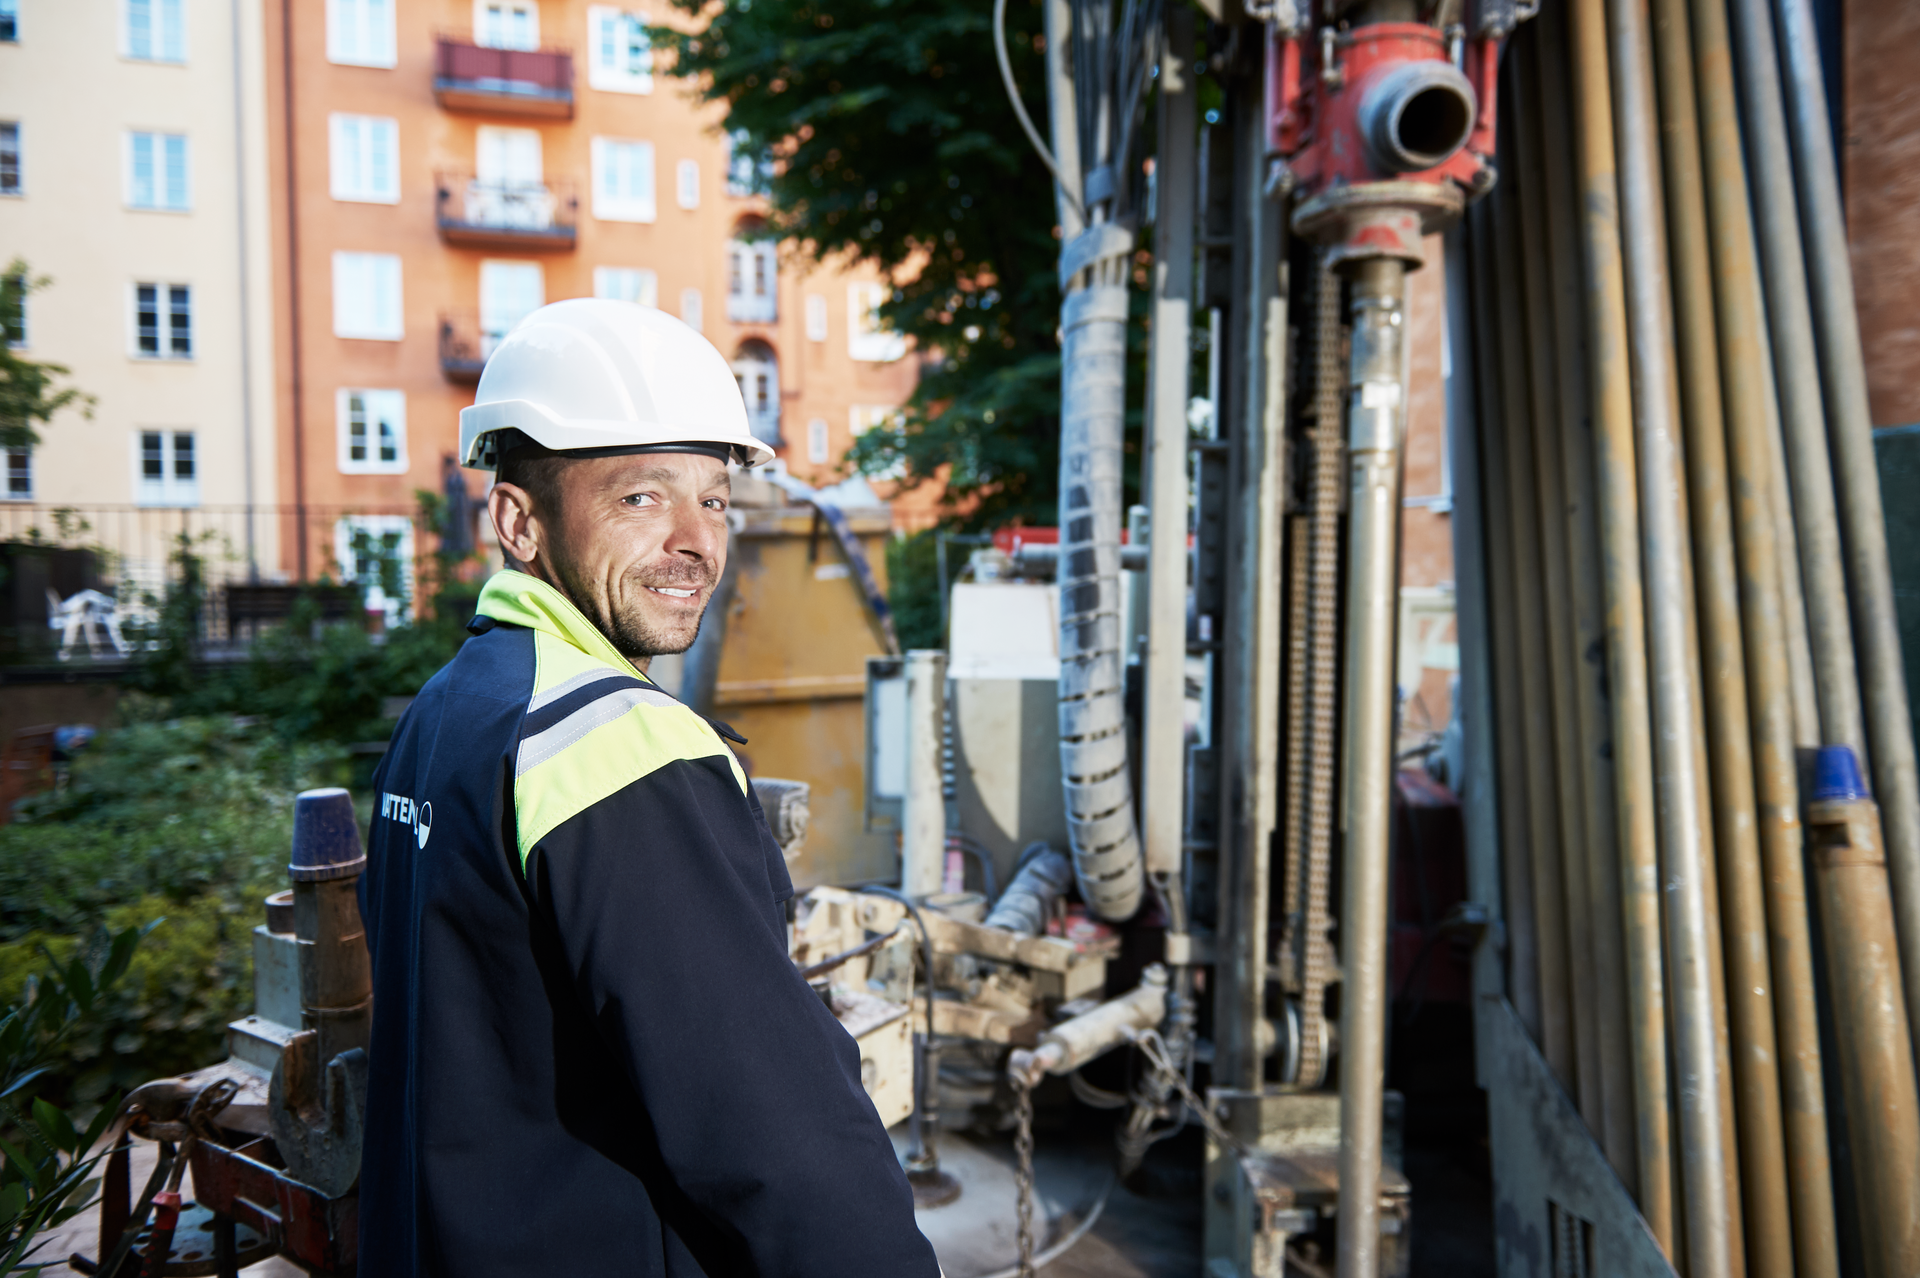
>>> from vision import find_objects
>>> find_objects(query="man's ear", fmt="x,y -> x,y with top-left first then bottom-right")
488,482 -> 540,570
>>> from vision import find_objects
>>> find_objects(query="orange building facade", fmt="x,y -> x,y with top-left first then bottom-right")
262,0 -> 925,591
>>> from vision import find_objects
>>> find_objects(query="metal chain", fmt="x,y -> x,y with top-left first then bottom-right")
1013,1075 -> 1037,1278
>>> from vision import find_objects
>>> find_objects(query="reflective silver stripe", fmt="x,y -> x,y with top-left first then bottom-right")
528,666 -> 636,713
515,685 -> 682,777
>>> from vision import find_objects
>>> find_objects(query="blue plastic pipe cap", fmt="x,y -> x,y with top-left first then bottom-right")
1811,745 -> 1872,803
289,787 -> 367,882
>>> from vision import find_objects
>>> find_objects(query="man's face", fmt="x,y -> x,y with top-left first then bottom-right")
533,453 -> 731,660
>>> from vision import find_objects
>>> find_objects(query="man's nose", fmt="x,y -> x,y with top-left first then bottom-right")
664,500 -> 725,561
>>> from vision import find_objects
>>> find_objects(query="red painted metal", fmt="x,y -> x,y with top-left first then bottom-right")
189,1137 -> 359,1275
1271,20 -> 1501,255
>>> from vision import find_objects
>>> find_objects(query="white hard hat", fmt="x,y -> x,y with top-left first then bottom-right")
458,298 -> 775,470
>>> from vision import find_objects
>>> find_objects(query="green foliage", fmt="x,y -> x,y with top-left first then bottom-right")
0,924 -> 150,1271
886,529 -> 944,651
0,263 -> 96,452
4,717 -> 334,940
2,719 -> 342,1102
650,0 -> 1070,527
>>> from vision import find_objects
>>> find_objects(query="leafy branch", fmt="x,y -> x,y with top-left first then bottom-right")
0,924 -> 155,1273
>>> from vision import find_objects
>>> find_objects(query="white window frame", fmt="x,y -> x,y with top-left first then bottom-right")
334,515 -> 415,627
123,0 -> 186,63
806,418 -> 829,465
134,429 -> 199,507
588,6 -> 653,94
680,288 -> 703,334
727,238 -> 778,324
4,447 -> 31,502
591,137 -> 656,223
594,266 -> 658,308
332,252 -> 404,340
725,129 -> 769,197
676,159 -> 699,210
0,122 -> 19,196
125,131 -> 191,211
804,293 -> 827,343
479,260 -> 546,352
474,0 -> 539,50
336,388 -> 408,474
327,0 -> 396,68
733,345 -> 780,446
131,282 -> 193,360
328,114 -> 400,204
848,283 -> 905,362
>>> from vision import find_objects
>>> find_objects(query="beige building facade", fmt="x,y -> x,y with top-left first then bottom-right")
0,0 -> 280,585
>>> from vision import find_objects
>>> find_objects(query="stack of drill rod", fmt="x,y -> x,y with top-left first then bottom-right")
1458,0 -> 1920,1273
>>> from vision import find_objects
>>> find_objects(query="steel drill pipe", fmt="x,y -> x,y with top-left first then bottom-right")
1492,138 -> 1577,1095
1510,38 -> 1604,1136
1569,0 -> 1674,1248
1689,0 -> 1839,1262
1335,256 -> 1407,1278
1609,0 -> 1740,1266
1468,206 -> 1544,1047
1806,748 -> 1920,1278
1533,0 -> 1637,1183
1649,0 -> 1793,1263
1773,0 -> 1920,1075
1726,0 -> 1867,773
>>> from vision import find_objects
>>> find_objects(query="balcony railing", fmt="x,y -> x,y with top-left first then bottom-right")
439,310 -> 498,384
435,174 -> 578,250
434,37 -> 573,118
0,503 -> 442,665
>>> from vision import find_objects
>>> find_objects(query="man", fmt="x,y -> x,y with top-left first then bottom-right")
358,300 -> 940,1276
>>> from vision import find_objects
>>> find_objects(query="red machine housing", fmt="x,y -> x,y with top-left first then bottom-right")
1268,20 -> 1501,260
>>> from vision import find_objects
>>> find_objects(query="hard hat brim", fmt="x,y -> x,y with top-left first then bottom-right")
461,399 -> 776,470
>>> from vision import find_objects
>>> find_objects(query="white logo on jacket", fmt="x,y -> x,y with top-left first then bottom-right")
381,791 -> 433,848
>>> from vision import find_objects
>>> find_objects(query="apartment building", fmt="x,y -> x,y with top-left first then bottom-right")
0,0 -> 280,578
267,0 -> 923,591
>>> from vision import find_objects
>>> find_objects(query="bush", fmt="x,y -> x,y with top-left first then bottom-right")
1,718 -> 344,1102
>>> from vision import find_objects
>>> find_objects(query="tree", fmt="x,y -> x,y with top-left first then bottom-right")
650,0 -> 1073,528
0,263 -> 94,452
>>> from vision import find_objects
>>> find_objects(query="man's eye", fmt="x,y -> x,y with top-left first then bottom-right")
703,498 -> 729,511
623,493 -> 658,507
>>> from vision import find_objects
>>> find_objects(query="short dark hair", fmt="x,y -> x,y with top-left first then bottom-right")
495,440 -> 571,522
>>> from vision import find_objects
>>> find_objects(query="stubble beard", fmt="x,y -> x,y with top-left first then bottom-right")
547,552 -> 715,661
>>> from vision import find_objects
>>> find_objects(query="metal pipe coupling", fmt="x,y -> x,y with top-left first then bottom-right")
1357,59 -> 1477,173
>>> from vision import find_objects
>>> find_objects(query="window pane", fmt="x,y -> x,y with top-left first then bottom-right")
142,432 -> 164,479
378,414 -> 398,463
128,0 -> 152,58
163,135 -> 187,208
0,123 -> 18,193
130,133 -> 155,207
159,0 -> 183,60
5,449 -> 29,498
169,286 -> 191,356
372,119 -> 394,196
348,394 -> 368,461
136,285 -> 160,354
172,431 -> 194,480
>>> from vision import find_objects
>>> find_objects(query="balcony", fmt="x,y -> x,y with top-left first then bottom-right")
435,174 -> 577,251
439,311 -> 493,384
434,37 -> 573,118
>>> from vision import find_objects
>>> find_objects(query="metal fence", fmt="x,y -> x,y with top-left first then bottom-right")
0,503 -> 444,664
